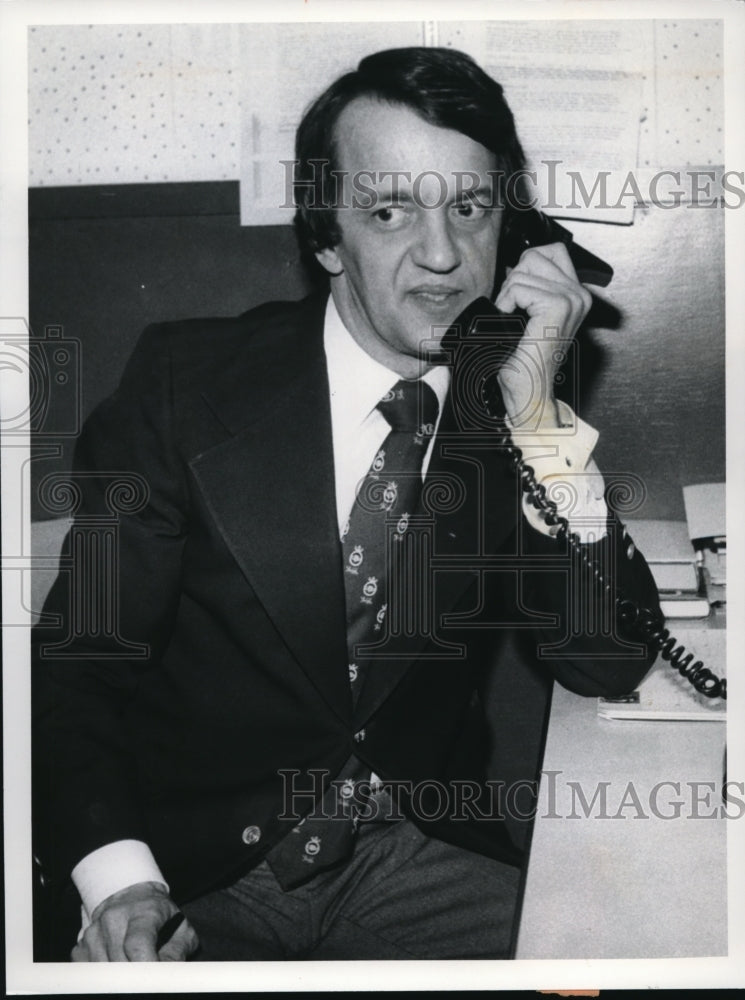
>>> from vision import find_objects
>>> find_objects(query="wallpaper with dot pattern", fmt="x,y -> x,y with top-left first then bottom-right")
29,23 -> 243,185
28,20 -> 723,188
639,18 -> 722,166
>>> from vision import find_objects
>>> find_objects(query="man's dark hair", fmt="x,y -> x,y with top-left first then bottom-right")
293,46 -> 527,254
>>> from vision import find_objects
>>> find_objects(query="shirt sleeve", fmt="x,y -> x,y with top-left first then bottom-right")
72,839 -> 169,925
505,399 -> 608,543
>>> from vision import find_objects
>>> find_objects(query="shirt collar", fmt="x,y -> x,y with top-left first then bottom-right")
323,295 -> 450,436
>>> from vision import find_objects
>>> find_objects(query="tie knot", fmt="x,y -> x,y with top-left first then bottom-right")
377,379 -> 439,434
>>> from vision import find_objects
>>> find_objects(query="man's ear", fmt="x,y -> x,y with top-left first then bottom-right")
314,246 -> 343,277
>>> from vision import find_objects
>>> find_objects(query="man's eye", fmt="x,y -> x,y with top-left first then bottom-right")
372,205 -> 406,225
453,201 -> 488,219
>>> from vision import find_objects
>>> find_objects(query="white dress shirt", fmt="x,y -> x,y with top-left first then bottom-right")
72,295 -> 607,921
323,295 -> 450,533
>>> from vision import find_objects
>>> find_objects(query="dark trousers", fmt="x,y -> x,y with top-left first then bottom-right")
181,818 -> 521,960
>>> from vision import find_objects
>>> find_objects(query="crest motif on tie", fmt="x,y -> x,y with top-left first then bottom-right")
382,481 -> 398,510
414,421 -> 435,445
395,512 -> 410,538
346,544 -> 364,574
374,603 -> 388,631
371,449 -> 385,473
302,836 -> 322,863
361,576 -> 378,603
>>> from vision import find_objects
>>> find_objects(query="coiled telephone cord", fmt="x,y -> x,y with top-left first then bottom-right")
479,376 -> 726,702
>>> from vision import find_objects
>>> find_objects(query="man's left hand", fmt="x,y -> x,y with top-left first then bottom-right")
494,242 -> 592,430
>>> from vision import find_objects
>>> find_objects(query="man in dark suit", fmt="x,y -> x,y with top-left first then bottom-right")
33,47 -> 660,961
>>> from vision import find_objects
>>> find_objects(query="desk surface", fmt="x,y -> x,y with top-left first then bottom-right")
516,627 -> 727,960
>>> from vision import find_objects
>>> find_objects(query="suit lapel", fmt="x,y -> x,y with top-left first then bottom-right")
189,295 -> 353,725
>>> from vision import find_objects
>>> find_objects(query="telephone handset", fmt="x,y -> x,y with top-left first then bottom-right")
443,211 -> 726,702
498,207 -> 614,288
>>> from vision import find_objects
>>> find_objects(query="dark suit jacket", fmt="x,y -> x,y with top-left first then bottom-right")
32,292 -> 660,906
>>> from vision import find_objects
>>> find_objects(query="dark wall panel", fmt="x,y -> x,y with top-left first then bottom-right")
29,183 -> 318,519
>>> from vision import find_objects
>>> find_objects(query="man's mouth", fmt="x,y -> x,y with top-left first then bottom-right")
408,286 -> 462,305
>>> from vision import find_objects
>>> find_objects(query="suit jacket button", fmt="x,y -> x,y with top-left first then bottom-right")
626,541 -> 636,560
241,824 -> 262,846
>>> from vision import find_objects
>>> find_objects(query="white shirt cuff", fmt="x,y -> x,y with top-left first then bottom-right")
72,839 -> 168,922
505,400 -> 608,542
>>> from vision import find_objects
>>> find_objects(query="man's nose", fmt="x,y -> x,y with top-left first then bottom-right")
411,210 -> 461,273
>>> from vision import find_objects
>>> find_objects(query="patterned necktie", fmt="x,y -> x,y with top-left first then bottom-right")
266,378 -> 439,889
342,378 -> 440,703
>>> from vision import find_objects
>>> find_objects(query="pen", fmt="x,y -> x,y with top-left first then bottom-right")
156,911 -> 186,951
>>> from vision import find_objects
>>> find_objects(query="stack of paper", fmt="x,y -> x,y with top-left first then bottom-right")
683,483 -> 726,588
624,519 -> 709,619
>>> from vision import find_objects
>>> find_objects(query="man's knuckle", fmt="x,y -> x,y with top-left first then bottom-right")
99,907 -> 120,928
81,924 -> 99,946
554,295 -> 572,319
123,937 -> 151,961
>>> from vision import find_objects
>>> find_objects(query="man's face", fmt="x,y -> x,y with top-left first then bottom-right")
315,98 -> 503,377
